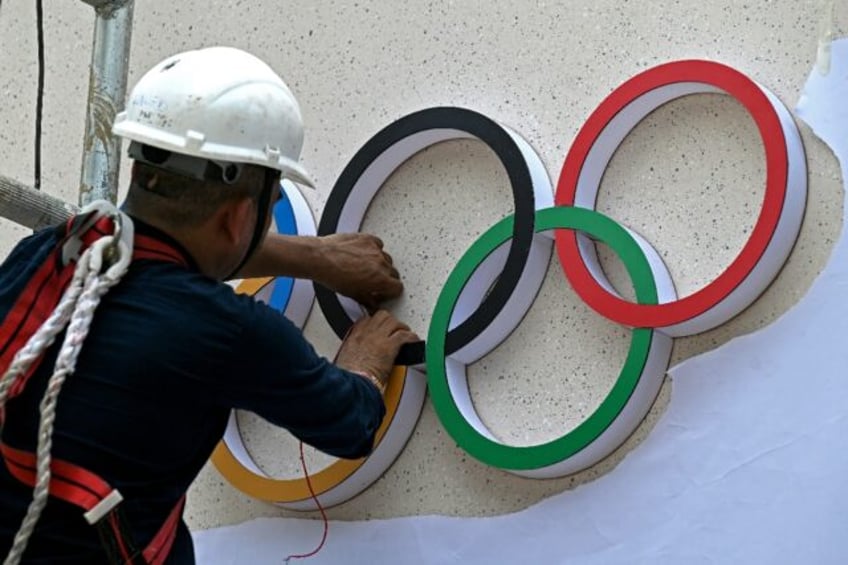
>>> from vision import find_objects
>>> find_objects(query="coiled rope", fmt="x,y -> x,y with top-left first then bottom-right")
0,205 -> 133,565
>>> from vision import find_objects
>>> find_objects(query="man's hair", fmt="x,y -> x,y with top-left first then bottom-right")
125,160 -> 274,227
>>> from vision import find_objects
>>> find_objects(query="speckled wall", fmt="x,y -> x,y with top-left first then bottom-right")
0,0 -> 844,530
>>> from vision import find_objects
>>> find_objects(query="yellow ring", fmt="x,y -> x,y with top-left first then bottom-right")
212,278 -> 424,509
211,365 -> 408,504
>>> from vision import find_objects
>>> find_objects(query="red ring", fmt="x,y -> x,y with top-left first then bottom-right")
554,60 -> 788,329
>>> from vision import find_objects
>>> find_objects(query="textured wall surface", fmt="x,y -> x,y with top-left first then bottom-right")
0,0 -> 844,529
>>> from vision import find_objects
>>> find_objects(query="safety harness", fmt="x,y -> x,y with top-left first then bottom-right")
0,205 -> 190,565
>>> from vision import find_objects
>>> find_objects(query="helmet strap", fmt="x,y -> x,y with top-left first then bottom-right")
224,168 -> 277,280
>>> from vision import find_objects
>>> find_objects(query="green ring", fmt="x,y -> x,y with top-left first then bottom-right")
425,206 -> 660,471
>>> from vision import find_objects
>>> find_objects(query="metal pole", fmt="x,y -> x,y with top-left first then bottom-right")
78,0 -> 134,206
0,176 -> 78,230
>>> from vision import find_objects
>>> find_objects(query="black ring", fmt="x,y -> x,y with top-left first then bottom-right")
315,107 -> 536,366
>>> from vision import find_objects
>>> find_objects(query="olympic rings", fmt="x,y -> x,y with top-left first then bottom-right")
212,59 -> 807,505
314,107 -> 553,366
427,207 -> 674,478
555,60 -> 807,336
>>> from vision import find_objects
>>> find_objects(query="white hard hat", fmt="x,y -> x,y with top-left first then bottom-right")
113,46 -> 314,187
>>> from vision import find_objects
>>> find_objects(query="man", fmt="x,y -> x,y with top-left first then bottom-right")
0,46 -> 416,563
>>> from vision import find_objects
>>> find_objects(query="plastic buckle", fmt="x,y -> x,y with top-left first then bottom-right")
60,209 -> 101,267
83,489 -> 124,525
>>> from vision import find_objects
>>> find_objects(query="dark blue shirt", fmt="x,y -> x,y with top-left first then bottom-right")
0,220 -> 385,564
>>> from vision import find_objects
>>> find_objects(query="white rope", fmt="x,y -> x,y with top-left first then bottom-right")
1,204 -> 133,565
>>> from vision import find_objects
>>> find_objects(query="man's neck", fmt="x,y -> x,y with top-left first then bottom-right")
122,204 -> 223,279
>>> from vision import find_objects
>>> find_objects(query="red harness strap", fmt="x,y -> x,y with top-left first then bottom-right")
0,213 -> 190,565
2,442 -> 185,565
0,214 -> 187,400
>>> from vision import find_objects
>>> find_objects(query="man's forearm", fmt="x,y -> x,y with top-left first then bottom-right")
233,232 -> 326,280
232,231 -> 403,309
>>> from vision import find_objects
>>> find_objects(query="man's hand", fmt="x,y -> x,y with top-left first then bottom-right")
232,232 -> 404,310
313,234 -> 403,311
335,310 -> 419,389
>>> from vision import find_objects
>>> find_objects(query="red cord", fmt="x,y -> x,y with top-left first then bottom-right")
284,336 -> 352,561
108,513 -> 132,564
283,441 -> 329,562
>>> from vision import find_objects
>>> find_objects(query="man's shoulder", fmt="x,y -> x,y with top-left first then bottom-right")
1,225 -> 61,265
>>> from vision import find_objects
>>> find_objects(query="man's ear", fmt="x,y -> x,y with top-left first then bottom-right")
217,197 -> 254,246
